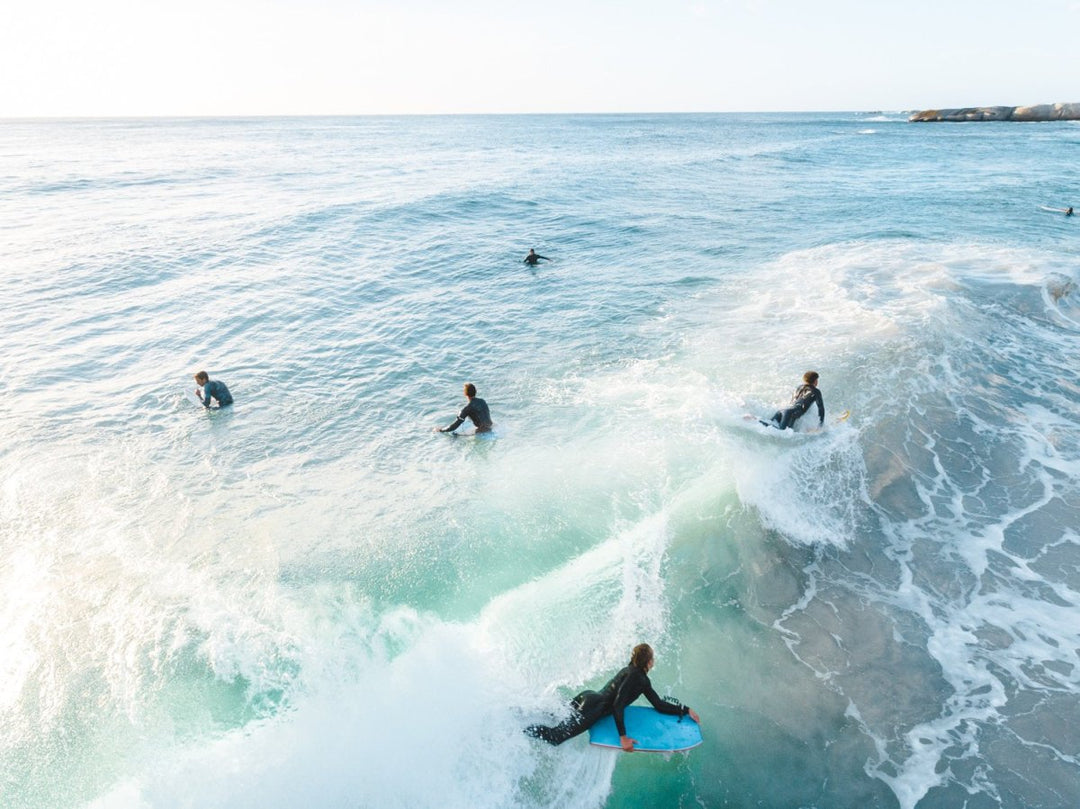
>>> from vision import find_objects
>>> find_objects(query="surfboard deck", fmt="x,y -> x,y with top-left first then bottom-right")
588,706 -> 702,753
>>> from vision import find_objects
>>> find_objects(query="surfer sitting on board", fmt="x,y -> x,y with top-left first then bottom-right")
525,643 -> 700,752
436,382 -> 493,434
760,370 -> 824,430
524,248 -> 551,266
193,371 -> 233,408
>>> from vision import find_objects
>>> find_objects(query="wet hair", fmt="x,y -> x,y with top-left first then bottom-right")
803,371 -> 819,385
464,383 -> 477,397
194,371 -> 209,384
629,643 -> 654,670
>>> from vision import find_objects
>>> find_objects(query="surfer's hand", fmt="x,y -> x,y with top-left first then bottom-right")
619,735 -> 636,752
688,708 -> 701,724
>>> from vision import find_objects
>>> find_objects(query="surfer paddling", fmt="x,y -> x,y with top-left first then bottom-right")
760,370 -> 824,430
436,382 -> 493,434
525,643 -> 699,752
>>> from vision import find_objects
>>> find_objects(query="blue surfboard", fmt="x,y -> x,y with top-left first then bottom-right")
588,706 -> 703,753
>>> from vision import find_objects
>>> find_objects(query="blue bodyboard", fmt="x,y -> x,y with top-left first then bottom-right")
588,706 -> 703,753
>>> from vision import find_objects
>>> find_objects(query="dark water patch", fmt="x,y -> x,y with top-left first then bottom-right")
852,228 -> 926,241
1028,538 -> 1080,591
1002,496 -> 1078,560
978,717 -> 1080,808
664,275 -> 717,289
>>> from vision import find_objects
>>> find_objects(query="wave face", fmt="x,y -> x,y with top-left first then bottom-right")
2,113 -> 1079,809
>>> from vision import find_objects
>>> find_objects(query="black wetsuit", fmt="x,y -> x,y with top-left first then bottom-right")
444,397 -> 492,433
524,253 -> 549,266
525,665 -> 690,745
767,383 -> 824,430
198,379 -> 233,408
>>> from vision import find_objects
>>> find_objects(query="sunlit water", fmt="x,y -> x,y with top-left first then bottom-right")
2,113 -> 1079,809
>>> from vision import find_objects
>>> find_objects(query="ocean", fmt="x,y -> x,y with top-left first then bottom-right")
1,112 -> 1079,809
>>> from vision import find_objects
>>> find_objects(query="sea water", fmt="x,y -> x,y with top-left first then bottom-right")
1,113 -> 1079,809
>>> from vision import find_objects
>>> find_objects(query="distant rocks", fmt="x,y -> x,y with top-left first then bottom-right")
910,103 -> 1080,122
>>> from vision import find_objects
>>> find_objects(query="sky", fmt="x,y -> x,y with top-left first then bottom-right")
2,0 -> 1079,117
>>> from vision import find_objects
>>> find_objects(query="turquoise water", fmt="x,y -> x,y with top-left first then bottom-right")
2,113 -> 1079,809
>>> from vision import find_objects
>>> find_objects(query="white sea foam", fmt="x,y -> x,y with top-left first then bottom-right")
83,512 -> 674,809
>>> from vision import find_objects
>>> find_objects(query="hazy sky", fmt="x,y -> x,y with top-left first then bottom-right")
3,0 -> 1079,116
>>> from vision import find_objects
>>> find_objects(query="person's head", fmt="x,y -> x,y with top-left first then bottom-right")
194,371 -> 209,385
629,643 -> 654,672
464,383 -> 477,398
803,371 -> 819,387
528,248 -> 537,255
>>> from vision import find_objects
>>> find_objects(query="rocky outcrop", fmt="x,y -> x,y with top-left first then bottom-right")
910,102 -> 1080,122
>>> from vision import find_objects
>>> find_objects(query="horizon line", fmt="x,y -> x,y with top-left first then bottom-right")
0,109 -> 914,122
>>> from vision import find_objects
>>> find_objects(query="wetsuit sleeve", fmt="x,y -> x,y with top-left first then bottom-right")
814,389 -> 825,426
443,403 -> 472,432
641,684 -> 689,719
198,387 -> 211,407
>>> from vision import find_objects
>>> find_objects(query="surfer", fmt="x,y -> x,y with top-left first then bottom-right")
524,249 -> 551,266
193,371 -> 233,408
525,643 -> 699,751
437,383 -> 493,434
1067,207 -> 1074,217
763,370 -> 824,430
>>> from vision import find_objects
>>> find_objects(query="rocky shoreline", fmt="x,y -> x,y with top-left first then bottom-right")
910,102 -> 1080,122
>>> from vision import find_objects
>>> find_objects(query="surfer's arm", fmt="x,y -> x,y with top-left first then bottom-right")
643,686 -> 696,722
439,403 -> 474,433
815,391 -> 825,426
195,387 -> 211,407
611,671 -> 648,737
